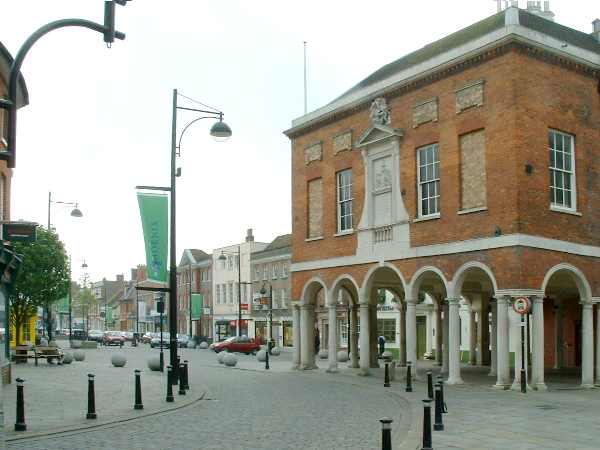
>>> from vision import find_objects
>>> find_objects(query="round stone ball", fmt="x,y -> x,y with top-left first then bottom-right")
73,350 -> 85,362
319,349 -> 328,359
217,351 -> 227,364
111,353 -> 127,367
147,355 -> 161,371
199,341 -> 209,349
270,346 -> 281,356
224,353 -> 238,367
256,349 -> 267,362
337,351 -> 349,362
71,340 -> 82,349
62,352 -> 73,364
186,341 -> 196,349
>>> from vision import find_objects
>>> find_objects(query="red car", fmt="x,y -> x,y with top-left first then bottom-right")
103,331 -> 125,347
213,336 -> 261,355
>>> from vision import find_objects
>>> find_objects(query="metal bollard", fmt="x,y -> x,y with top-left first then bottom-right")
178,363 -> 186,395
405,361 -> 413,392
166,365 -> 174,402
14,378 -> 26,431
422,399 -> 433,450
380,417 -> 393,450
265,344 -> 270,370
183,360 -> 189,390
438,377 -> 448,413
384,362 -> 391,387
87,373 -> 97,419
434,383 -> 444,431
427,371 -> 434,400
159,351 -> 164,373
134,369 -> 143,410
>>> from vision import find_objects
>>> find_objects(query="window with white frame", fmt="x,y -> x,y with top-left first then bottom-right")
417,143 -> 440,217
216,284 -> 221,304
272,263 -> 278,279
336,169 -> 353,232
281,289 -> 287,308
263,265 -> 268,280
549,129 -> 576,210
227,256 -> 233,270
228,282 -> 233,303
281,263 -> 288,278
254,267 -> 259,281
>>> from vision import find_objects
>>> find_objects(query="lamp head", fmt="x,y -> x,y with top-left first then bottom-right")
71,207 -> 83,218
260,284 -> 267,296
210,118 -> 232,142
81,260 -> 88,269
218,252 -> 227,261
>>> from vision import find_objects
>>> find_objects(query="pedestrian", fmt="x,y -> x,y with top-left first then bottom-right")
378,334 -> 386,358
314,328 -> 320,355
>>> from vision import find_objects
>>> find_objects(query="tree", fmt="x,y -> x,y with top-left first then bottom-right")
10,227 -> 69,344
73,285 -> 97,333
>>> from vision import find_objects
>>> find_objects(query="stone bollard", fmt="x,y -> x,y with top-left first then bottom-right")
111,353 -> 127,368
380,417 -> 393,450
14,378 -> 26,431
134,369 -> 143,410
178,363 -> 186,395
427,371 -> 434,400
384,362 -> 390,387
406,361 -> 413,393
87,374 -> 97,419
422,399 -> 433,450
183,360 -> 190,390
166,365 -> 174,403
434,383 -> 444,431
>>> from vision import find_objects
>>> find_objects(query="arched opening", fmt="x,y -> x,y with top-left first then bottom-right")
298,278 -> 328,370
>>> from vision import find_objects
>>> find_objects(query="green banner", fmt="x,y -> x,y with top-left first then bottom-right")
137,193 -> 169,284
57,296 -> 69,314
106,307 -> 113,324
191,293 -> 203,320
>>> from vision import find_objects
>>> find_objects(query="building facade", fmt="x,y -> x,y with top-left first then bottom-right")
286,5 -> 600,389
250,234 -> 293,347
90,275 -> 126,331
177,249 -> 213,339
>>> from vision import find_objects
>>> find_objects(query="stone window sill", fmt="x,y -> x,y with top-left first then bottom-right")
457,206 -> 487,215
413,213 -> 440,223
550,206 -> 582,217
334,229 -> 354,237
305,236 -> 324,242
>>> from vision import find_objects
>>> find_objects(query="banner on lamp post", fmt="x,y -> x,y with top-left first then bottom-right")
57,296 -> 69,314
137,193 -> 169,284
191,293 -> 203,320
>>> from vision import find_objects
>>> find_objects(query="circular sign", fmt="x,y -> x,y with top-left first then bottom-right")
512,297 -> 531,315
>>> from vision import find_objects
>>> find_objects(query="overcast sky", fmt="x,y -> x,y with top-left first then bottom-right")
3,0 -> 598,283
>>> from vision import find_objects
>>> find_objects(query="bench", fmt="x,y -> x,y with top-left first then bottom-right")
12,345 -> 64,365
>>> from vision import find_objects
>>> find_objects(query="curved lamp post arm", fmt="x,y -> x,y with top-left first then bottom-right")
176,115 -> 222,154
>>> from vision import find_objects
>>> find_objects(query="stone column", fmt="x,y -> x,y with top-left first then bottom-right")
480,300 -> 490,365
300,304 -> 316,370
442,300 -> 449,374
447,298 -> 463,384
489,299 -> 497,377
400,302 -> 407,367
350,305 -> 359,368
359,303 -> 371,375
596,302 -> 600,386
435,302 -> 442,366
406,298 -> 417,377
531,296 -> 546,390
494,296 -> 510,388
327,304 -> 338,373
469,309 -> 477,365
369,303 -> 379,368
292,304 -> 301,369
426,307 -> 433,356
581,302 -> 594,388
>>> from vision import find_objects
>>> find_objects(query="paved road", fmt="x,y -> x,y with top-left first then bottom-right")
7,350 -> 406,450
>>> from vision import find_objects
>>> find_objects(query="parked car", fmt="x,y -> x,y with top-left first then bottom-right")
150,332 -> 170,348
121,331 -> 134,342
72,329 -> 87,340
88,330 -> 104,342
141,332 -> 154,344
212,336 -> 261,355
177,334 -> 190,348
103,331 -> 125,347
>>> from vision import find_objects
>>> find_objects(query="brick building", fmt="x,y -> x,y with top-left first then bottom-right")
285,5 -> 600,389
177,249 -> 213,339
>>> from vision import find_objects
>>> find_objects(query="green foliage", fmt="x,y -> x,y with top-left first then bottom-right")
73,285 -> 97,317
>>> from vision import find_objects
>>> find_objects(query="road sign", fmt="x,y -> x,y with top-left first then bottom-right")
2,221 -> 37,242
512,297 -> 531,315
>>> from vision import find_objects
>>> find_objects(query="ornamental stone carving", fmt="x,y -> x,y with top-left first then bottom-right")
304,142 -> 322,165
333,131 -> 352,155
369,97 -> 391,126
413,98 -> 438,128
373,156 -> 392,192
456,80 -> 485,113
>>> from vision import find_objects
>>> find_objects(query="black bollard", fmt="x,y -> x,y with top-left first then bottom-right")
384,362 -> 391,387
405,361 -> 413,393
438,377 -> 447,413
166,365 -> 174,402
427,371 -> 434,400
14,377 -> 26,431
265,345 -> 270,370
159,351 -> 164,373
87,373 -> 97,419
134,369 -> 143,410
422,399 -> 433,450
434,383 -> 444,431
183,360 -> 190,390
178,363 -> 186,395
380,417 -> 393,450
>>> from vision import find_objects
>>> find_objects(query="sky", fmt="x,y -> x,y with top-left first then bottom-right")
3,0 -> 598,283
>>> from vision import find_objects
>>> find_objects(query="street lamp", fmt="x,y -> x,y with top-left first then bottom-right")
260,283 -> 273,370
137,89 -> 232,383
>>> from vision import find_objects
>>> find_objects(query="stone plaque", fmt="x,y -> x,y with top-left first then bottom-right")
456,80 -> 485,113
333,131 -> 352,155
304,142 -> 322,166
413,98 -> 438,128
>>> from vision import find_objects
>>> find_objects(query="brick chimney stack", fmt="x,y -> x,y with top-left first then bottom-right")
246,228 -> 254,242
593,19 -> 600,42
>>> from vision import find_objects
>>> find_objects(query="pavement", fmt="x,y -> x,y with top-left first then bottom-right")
2,345 -> 600,450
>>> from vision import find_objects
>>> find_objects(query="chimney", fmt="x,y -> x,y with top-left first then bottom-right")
131,268 -> 138,282
593,19 -> 600,42
527,0 -> 555,21
116,274 -> 124,283
246,228 -> 254,242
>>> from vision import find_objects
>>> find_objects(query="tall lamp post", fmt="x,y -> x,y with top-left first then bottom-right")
137,89 -> 232,383
260,283 -> 274,369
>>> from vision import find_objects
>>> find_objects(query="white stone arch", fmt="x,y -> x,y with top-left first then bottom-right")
452,261 -> 498,296
408,265 -> 450,301
300,276 -> 329,307
329,274 -> 361,307
360,262 -> 407,304
541,263 -> 593,303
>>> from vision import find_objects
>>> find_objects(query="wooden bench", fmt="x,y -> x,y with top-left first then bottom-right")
12,345 -> 64,365
13,345 -> 34,364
